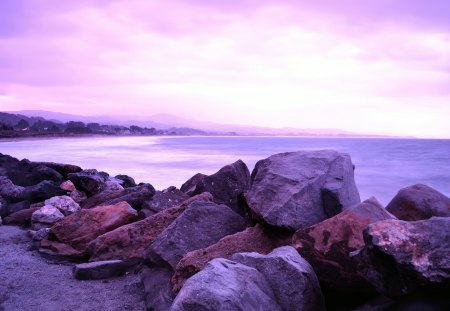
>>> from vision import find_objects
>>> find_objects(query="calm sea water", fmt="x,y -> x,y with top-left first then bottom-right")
0,136 -> 449,205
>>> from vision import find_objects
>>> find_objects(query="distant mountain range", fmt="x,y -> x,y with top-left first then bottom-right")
5,110 -> 396,137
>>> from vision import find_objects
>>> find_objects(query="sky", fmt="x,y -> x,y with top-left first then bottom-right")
0,0 -> 449,138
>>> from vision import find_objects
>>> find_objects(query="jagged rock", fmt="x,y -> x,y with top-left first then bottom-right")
140,188 -> 189,218
173,224 -> 292,292
115,174 -> 136,188
88,193 -> 214,262
386,184 -> 450,221
145,201 -> 247,270
246,150 -> 361,231
180,160 -> 251,214
140,267 -> 174,311
60,180 -> 76,192
72,260 -> 127,280
231,246 -> 326,311
3,207 -> 40,226
0,176 -> 25,203
70,189 -> 87,204
67,169 -> 108,196
171,258 -> 281,311
359,217 -> 450,297
292,197 -> 395,293
81,183 -> 155,210
44,195 -> 80,216
40,201 -> 138,258
31,206 -> 64,224
35,162 -> 82,178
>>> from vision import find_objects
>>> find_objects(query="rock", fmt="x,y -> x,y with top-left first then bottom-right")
292,197 -> 396,293
246,150 -> 361,231
173,224 -> 292,292
3,207 -> 40,226
0,176 -> 25,203
115,174 -> 136,188
23,180 -> 66,203
145,201 -> 247,270
67,169 -> 108,196
386,184 -> 450,221
36,162 -> 82,178
60,180 -> 76,192
31,206 -> 64,224
103,178 -> 124,192
72,260 -> 127,280
171,258 -> 281,311
140,267 -> 174,311
88,193 -> 214,262
44,195 -> 80,216
231,246 -> 326,311
81,183 -> 155,210
140,188 -> 189,217
40,201 -> 138,258
360,217 -> 450,297
0,216 -> 2,225
32,228 -> 51,241
70,189 -> 87,204
180,160 -> 251,215
4,200 -> 30,215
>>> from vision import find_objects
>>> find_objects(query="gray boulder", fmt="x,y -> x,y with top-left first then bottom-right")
180,160 -> 251,215
246,150 -> 360,231
231,246 -> 325,311
386,184 -> 450,221
68,169 -> 108,196
0,176 -> 25,203
73,260 -> 128,280
31,206 -> 64,224
140,267 -> 174,311
171,258 -> 281,311
140,187 -> 189,218
115,174 -> 136,188
145,201 -> 247,269
44,195 -> 80,216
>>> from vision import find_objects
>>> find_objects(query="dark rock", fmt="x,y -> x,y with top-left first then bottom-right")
36,162 -> 82,178
81,183 -> 155,210
292,197 -> 395,293
70,189 -> 87,204
88,192 -> 214,262
180,160 -> 251,215
173,224 -> 292,292
145,201 -> 247,270
140,267 -> 174,311
171,258 -> 281,311
359,217 -> 450,297
246,150 -> 361,231
23,180 -> 66,203
115,174 -> 136,188
73,260 -> 127,280
231,246 -> 326,311
68,169 -> 108,196
0,176 -> 26,203
3,207 -> 40,226
4,200 -> 30,215
140,188 -> 189,218
40,201 -> 138,258
386,184 -> 450,221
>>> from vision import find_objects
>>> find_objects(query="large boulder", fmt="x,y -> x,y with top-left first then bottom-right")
88,193 -> 214,262
81,183 -> 155,210
386,184 -> 450,221
40,201 -> 138,258
0,176 -> 25,203
3,207 -> 40,226
145,201 -> 247,270
31,206 -> 64,224
44,195 -> 80,216
141,267 -> 174,311
114,174 -> 136,188
180,160 -> 251,215
359,217 -> 450,297
171,258 -> 281,311
172,224 -> 292,292
231,246 -> 326,311
67,169 -> 108,196
36,162 -> 82,178
23,180 -> 66,203
140,187 -> 189,218
3,200 -> 30,216
246,150 -> 361,231
292,197 -> 395,293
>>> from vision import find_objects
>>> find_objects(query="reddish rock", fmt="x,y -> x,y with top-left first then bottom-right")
292,197 -> 395,293
172,224 -> 291,292
3,207 -> 40,226
40,201 -> 138,258
88,192 -> 214,262
386,184 -> 450,221
60,180 -> 76,192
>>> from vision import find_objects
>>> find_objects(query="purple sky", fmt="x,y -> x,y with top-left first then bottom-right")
1,0 -> 449,138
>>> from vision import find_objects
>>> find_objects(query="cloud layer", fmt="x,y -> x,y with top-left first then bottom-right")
1,0 -> 449,137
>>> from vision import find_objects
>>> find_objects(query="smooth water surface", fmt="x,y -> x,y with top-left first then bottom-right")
1,136 -> 449,205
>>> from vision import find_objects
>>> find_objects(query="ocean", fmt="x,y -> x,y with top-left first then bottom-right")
0,136 -> 449,206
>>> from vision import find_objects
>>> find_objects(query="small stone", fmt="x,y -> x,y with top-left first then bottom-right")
60,180 -> 76,192
31,206 -> 64,224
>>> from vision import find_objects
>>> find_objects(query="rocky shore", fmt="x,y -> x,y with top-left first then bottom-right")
0,150 -> 449,311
